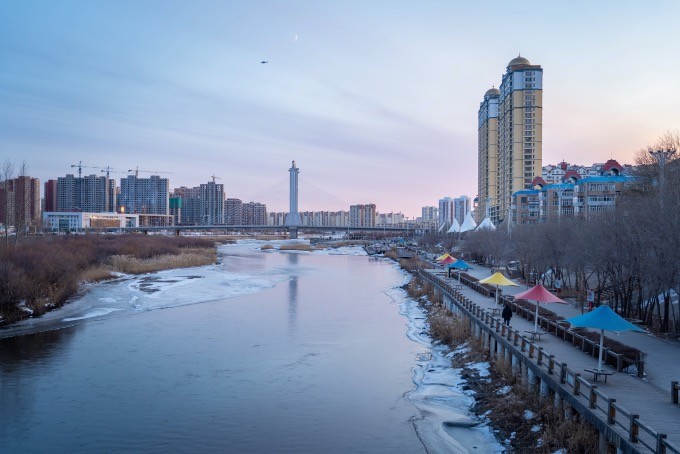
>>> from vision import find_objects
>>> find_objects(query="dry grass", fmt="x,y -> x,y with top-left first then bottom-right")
80,266 -> 117,283
261,244 -> 275,250
109,250 -> 216,274
279,243 -> 313,251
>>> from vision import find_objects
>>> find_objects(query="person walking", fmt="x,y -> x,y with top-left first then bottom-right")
502,303 -> 512,326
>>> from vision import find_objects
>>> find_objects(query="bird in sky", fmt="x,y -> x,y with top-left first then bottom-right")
261,60 -> 268,64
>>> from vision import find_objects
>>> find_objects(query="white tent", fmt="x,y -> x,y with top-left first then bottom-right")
446,218 -> 461,233
476,217 -> 496,231
459,212 -> 477,233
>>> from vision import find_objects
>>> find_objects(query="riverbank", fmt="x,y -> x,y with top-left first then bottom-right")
0,235 -> 222,327
394,253 -> 599,453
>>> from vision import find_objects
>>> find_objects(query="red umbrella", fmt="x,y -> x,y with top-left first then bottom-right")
438,256 -> 456,265
514,284 -> 568,333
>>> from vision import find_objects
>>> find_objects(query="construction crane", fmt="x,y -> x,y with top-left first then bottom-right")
70,161 -> 100,178
127,166 -> 173,177
100,166 -> 121,178
210,174 -> 221,183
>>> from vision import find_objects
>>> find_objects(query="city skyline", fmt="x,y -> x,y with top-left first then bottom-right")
2,1 -> 679,217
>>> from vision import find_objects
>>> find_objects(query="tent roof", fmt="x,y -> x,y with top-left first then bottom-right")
459,212 -> 477,233
436,253 -> 451,261
447,259 -> 472,270
446,218 -> 461,233
567,305 -> 646,332
514,284 -> 566,303
438,256 -> 456,264
479,272 -> 518,287
476,217 -> 496,231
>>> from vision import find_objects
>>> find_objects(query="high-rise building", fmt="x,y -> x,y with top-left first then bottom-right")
172,186 -> 201,225
200,181 -> 224,225
438,197 -> 455,227
349,204 -> 376,227
421,206 -> 438,224
453,195 -> 471,224
56,174 -> 115,213
44,179 -> 58,212
225,198 -> 243,225
242,202 -> 267,225
0,175 -> 41,230
477,87 -> 500,223
479,56 -> 543,224
119,175 -> 169,215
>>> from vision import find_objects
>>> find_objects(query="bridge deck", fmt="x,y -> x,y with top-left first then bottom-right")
427,265 -> 680,450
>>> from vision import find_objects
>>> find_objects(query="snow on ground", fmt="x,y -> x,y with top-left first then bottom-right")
389,265 -> 504,453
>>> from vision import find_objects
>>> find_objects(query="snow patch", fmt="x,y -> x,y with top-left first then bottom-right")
63,308 -> 122,321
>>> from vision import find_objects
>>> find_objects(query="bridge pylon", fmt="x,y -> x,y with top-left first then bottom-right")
284,160 -> 302,239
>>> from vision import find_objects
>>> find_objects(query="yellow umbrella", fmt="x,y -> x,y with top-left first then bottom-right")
479,272 -> 519,305
436,253 -> 451,261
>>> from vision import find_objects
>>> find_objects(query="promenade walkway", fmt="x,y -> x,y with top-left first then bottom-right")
430,263 -> 680,450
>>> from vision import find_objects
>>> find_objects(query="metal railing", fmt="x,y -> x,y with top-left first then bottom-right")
417,269 -> 680,454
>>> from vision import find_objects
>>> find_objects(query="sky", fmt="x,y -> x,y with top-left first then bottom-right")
2,0 -> 679,217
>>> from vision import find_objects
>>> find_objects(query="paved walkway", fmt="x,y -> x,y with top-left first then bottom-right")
431,264 -> 680,449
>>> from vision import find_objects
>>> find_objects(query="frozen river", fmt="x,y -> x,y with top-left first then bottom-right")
0,241 -> 501,453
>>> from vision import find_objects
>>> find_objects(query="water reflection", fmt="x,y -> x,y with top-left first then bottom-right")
0,327 -> 78,431
288,253 -> 299,334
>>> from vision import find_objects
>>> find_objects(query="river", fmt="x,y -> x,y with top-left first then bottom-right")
0,241 -> 501,453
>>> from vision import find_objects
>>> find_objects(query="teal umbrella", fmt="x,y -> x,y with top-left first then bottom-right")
447,260 -> 472,279
567,305 -> 646,371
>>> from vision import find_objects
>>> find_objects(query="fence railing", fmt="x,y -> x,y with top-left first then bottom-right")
417,269 -> 680,454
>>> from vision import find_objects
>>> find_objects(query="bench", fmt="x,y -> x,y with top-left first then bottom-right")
584,368 -> 615,383
524,330 -> 546,341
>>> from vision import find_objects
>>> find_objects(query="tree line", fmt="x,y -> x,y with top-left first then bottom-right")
450,132 -> 680,334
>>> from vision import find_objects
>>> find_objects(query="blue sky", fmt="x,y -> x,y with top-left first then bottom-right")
2,1 -> 679,216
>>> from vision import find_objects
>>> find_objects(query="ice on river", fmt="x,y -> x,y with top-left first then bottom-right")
1,241 -> 290,337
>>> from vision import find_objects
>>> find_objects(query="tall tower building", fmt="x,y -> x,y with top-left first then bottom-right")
224,198 -> 243,225
56,174 -> 113,213
479,56 -> 543,224
453,195 -> 471,224
199,181 -> 224,225
438,197 -> 455,228
477,87 -> 500,223
119,175 -> 169,215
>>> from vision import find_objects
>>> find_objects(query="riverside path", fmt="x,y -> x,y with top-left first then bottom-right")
426,261 -> 680,452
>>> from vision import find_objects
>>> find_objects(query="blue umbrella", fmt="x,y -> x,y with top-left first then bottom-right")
447,260 -> 472,280
567,305 -> 646,371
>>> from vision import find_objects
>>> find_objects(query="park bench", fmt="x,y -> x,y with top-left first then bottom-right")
584,368 -> 615,383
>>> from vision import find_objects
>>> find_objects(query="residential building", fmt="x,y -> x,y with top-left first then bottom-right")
479,56 -> 543,224
421,206 -> 438,223
200,181 -> 224,225
119,175 -> 169,215
169,196 -> 182,225
225,198 -> 243,225
477,87 -> 500,223
510,160 -> 634,225
0,175 -> 41,231
242,202 -> 267,225
172,186 -> 201,225
438,197 -> 455,228
453,195 -> 471,224
56,174 -> 115,213
349,204 -> 376,227
44,179 -> 58,212
376,212 -> 404,226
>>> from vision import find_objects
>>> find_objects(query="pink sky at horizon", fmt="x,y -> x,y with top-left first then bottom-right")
2,1 -> 678,217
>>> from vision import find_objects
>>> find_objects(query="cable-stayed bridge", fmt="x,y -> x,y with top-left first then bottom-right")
127,161 -> 413,239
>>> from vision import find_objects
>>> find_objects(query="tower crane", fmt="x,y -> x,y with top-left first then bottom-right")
210,174 -> 221,183
70,161 -> 100,178
127,166 -> 173,177
100,166 -> 121,178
